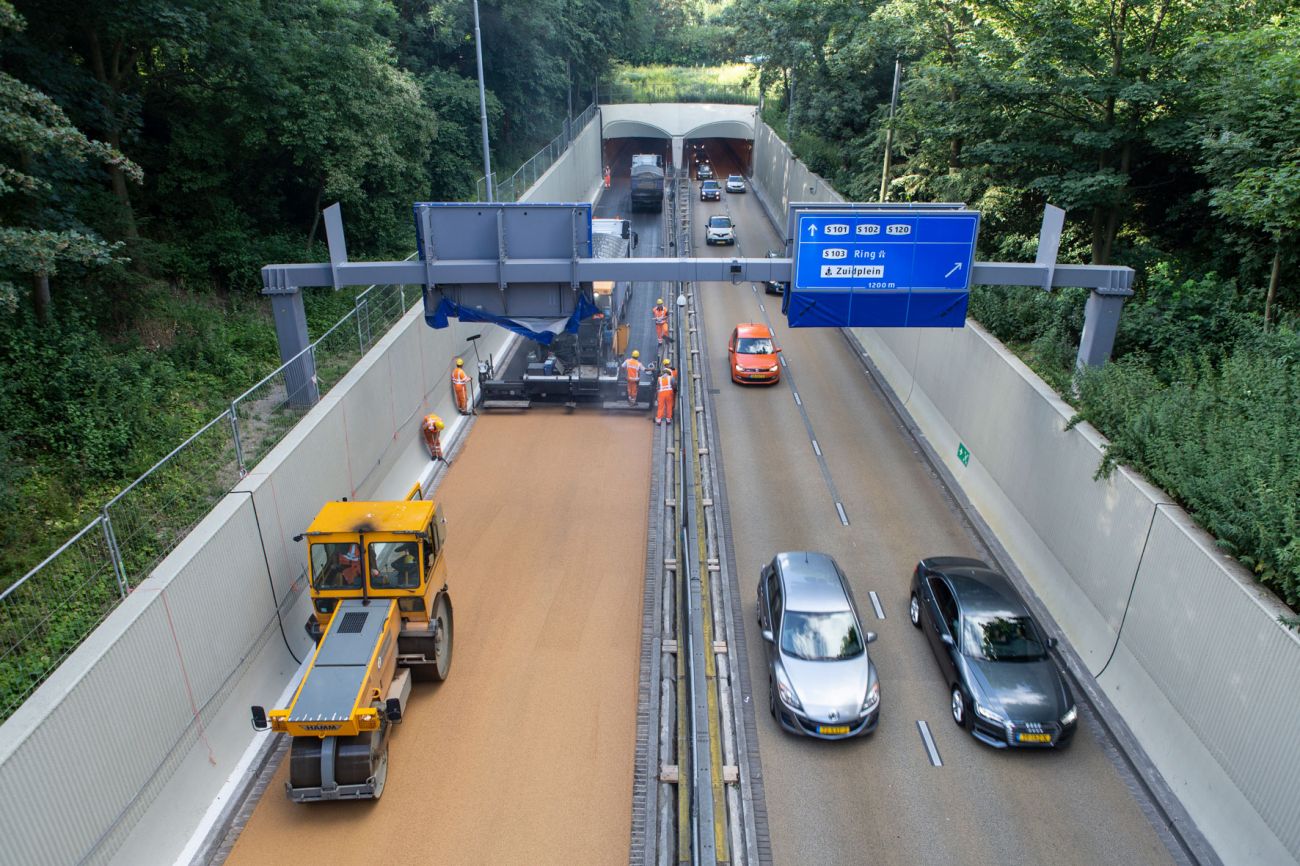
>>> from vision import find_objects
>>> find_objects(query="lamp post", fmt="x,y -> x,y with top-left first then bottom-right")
878,57 -> 901,202
472,0 -> 494,201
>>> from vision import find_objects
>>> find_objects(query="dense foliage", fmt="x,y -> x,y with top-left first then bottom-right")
0,0 -> 640,585
730,0 -> 1300,606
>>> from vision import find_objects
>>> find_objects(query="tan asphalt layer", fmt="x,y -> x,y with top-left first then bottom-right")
694,142 -> 1175,865
224,411 -> 651,866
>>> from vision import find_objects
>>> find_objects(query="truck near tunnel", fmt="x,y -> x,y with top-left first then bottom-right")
250,484 -> 453,802
629,154 -> 664,212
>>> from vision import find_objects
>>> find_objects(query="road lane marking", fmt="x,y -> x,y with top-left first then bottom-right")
917,720 -> 943,766
835,502 -> 849,526
793,392 -> 802,406
812,439 -> 822,457
869,591 -> 885,620
779,355 -> 787,367
759,304 -> 766,313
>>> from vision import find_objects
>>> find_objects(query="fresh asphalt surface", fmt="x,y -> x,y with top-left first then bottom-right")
692,141 -> 1177,865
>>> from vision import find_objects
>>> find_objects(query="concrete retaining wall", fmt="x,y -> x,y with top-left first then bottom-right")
0,129 -> 604,865
751,118 -> 1300,866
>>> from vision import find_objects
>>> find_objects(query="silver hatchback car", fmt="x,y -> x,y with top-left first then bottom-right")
758,552 -> 880,738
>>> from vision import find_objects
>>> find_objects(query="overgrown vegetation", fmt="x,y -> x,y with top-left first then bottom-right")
731,0 -> 1300,608
604,63 -> 758,103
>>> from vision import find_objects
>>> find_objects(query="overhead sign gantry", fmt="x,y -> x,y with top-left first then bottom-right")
261,199 -> 1132,406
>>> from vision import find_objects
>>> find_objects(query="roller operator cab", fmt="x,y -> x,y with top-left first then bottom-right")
250,486 -> 454,802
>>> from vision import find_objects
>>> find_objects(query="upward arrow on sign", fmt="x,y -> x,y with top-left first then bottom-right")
807,224 -> 818,237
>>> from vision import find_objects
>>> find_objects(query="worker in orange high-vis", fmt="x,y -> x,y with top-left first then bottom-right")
652,298 -> 669,345
451,358 -> 472,414
655,361 -> 676,425
422,413 -> 449,463
603,165 -> 612,189
620,350 -> 643,405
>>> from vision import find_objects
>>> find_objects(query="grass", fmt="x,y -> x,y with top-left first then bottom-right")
603,64 -> 760,104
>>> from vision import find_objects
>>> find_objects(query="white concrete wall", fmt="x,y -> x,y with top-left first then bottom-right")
0,131 -> 605,865
750,116 -> 1300,865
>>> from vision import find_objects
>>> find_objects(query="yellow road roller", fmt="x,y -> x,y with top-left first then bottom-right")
251,483 -> 453,802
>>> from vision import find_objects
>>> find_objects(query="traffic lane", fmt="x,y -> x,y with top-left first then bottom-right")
700,189 -> 1175,864
224,411 -> 650,866
695,220 -> 991,865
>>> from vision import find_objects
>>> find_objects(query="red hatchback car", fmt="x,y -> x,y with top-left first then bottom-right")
729,323 -> 781,384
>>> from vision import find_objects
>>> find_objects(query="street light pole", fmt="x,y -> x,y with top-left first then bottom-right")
878,57 -> 901,202
472,0 -> 494,202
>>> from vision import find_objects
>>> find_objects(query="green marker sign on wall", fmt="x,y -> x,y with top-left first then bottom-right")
957,442 -> 970,466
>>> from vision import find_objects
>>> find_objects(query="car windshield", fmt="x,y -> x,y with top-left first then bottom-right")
963,614 -> 1047,661
728,175 -> 743,183
736,337 -> 773,354
780,610 -> 865,661
702,181 -> 718,189
709,216 -> 732,228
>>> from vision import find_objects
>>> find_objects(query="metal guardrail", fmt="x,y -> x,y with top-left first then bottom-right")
0,279 -> 421,722
476,103 -> 599,203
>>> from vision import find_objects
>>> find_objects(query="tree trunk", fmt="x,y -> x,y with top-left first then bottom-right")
86,29 -> 139,239
32,272 -> 50,324
1264,243 -> 1281,331
306,182 -> 326,249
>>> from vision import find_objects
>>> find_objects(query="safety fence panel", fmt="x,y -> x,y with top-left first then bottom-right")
0,519 -> 122,721
477,103 -> 598,203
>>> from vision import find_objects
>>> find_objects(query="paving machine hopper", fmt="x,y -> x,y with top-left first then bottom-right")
251,483 -> 453,802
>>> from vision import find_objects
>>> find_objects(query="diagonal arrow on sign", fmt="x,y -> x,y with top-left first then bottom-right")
944,262 -> 963,278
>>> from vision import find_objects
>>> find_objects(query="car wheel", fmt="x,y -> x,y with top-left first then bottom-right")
951,685 -> 972,730
909,593 -> 922,628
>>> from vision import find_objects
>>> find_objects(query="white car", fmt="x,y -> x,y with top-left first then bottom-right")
706,215 -> 736,245
726,175 -> 746,193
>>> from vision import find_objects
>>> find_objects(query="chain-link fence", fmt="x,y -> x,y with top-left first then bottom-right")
0,279 -> 422,723
477,103 -> 599,202
0,519 -> 123,719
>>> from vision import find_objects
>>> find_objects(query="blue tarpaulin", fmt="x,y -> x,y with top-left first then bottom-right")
425,292 -> 600,345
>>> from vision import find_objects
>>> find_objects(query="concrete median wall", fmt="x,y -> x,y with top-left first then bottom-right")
751,118 -> 1300,865
0,130 -> 605,865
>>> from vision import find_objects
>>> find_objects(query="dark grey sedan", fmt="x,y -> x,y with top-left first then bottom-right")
758,552 -> 879,739
910,557 -> 1077,748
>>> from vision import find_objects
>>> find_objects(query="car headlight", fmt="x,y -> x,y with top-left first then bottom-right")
974,699 -> 1006,725
768,365 -> 779,372
774,667 -> 802,710
1061,705 -> 1077,725
860,680 -> 880,716
735,364 -> 744,372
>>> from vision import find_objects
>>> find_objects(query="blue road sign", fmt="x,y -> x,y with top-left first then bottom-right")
786,207 -> 980,328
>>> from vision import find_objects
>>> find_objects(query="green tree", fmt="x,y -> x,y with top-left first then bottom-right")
0,1 -> 139,320
1191,19 -> 1300,327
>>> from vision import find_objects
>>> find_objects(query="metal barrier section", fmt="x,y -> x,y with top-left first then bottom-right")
0,280 -> 421,726
477,103 -> 599,203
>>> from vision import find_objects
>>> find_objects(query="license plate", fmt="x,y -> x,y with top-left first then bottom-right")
818,725 -> 850,735
1017,732 -> 1052,743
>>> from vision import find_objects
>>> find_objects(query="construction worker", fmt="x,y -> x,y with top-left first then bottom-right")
620,350 -> 643,405
338,544 -> 362,587
603,165 -> 612,189
652,298 -> 669,345
422,413 -> 449,463
655,362 -> 676,425
451,358 -> 472,415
